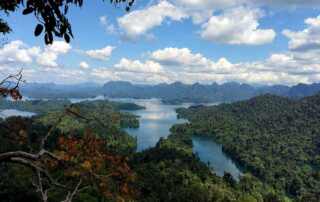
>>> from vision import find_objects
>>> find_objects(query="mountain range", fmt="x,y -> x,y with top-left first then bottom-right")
20,81 -> 320,103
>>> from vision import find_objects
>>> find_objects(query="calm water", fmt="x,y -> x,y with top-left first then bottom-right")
111,98 -> 242,179
0,109 -> 36,119
110,98 -> 189,151
2,96 -> 242,179
193,136 -> 242,180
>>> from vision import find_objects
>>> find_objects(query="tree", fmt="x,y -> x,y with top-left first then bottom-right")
0,0 -> 134,44
0,70 -> 23,100
0,108 -> 136,202
0,1 -> 138,201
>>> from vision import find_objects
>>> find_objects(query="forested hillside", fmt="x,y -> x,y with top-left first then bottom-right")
0,98 -> 291,202
177,94 -> 320,201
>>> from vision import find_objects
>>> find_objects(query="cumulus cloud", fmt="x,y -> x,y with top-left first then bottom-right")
283,15 -> 320,51
151,47 -> 211,67
0,40 -> 70,68
36,41 -> 71,67
115,71 -> 171,84
0,40 -> 40,64
173,0 -> 240,23
115,58 -> 165,74
85,46 -> 115,60
113,0 -> 320,44
119,46 -> 320,85
200,7 -> 276,45
151,47 -> 237,74
79,61 -> 90,69
117,1 -> 187,39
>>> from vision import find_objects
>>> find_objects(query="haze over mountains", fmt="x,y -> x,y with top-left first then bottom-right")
21,81 -> 320,103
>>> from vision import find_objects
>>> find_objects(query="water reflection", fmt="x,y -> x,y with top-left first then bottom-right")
69,95 -> 105,103
192,136 -> 242,180
1,96 -> 242,179
111,98 -> 189,151
0,109 -> 36,119
113,98 -> 242,179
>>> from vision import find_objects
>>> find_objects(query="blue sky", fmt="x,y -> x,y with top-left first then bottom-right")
2,0 -> 320,85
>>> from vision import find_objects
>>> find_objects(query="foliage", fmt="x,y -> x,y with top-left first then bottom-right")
0,111 -> 137,201
177,94 -> 320,201
0,71 -> 23,100
0,97 -> 145,201
0,0 -> 134,43
130,130 -> 289,202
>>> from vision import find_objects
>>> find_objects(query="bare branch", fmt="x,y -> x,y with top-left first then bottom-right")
62,179 -> 82,202
8,157 -> 66,189
36,170 -> 48,202
0,151 -> 39,162
0,69 -> 23,100
0,149 -> 60,163
40,114 -> 64,150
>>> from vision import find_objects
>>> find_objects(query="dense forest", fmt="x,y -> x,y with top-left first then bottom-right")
177,94 -> 320,201
0,98 -> 291,202
0,99 -> 142,201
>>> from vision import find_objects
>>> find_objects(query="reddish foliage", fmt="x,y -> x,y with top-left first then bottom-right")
0,87 -> 22,100
55,129 -> 136,200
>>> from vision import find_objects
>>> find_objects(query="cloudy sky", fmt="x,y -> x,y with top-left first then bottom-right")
2,0 -> 320,85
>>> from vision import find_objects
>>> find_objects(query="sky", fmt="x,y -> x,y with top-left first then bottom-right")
1,0 -> 320,85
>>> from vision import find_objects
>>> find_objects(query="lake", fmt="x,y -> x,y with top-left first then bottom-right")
0,109 -> 36,119
193,136 -> 242,180
1,96 -> 242,179
108,98 -> 189,151
111,98 -> 242,179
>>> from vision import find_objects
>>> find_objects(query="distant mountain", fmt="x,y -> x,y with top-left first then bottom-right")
21,82 -> 102,99
255,85 -> 291,96
20,81 -> 320,103
102,81 -> 294,103
102,81 -> 258,103
287,83 -> 320,98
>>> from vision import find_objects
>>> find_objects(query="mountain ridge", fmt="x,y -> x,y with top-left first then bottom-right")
20,81 -> 320,103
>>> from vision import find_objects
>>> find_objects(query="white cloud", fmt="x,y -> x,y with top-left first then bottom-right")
150,47 -> 237,74
113,0 -> 320,44
122,46 -> 320,85
283,15 -> 320,51
100,16 -> 117,34
0,40 -> 40,64
118,1 -> 188,39
85,46 -> 115,60
200,7 -> 276,45
37,41 -> 71,67
115,58 -> 165,74
79,61 -> 90,69
90,68 -> 120,83
151,47 -> 211,67
173,0 -> 240,23
114,71 -> 171,84
0,40 -> 70,68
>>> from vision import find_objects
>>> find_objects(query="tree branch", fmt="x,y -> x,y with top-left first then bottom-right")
8,157 -> 66,189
